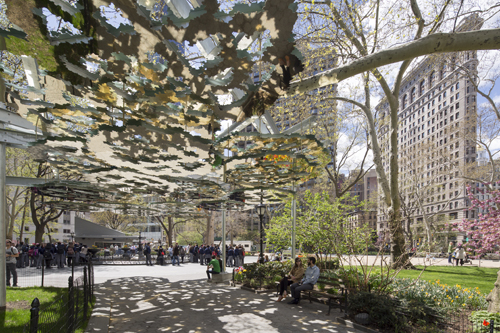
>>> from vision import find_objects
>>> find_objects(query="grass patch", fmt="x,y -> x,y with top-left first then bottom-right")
3,287 -> 67,331
396,266 -> 498,294
3,287 -> 94,333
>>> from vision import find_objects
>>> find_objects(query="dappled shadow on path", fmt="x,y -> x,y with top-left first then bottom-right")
91,277 -> 349,333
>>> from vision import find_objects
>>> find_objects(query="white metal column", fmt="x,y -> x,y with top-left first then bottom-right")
0,133 -> 6,309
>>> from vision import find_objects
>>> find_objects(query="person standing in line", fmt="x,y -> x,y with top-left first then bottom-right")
234,246 -> 240,267
205,245 -> 212,265
44,243 -> 54,269
188,244 -> 193,263
194,244 -> 199,263
16,242 -> 24,268
37,243 -> 44,269
199,245 -> 205,265
447,241 -> 454,264
227,246 -> 234,267
6,239 -> 19,287
145,242 -> 153,266
55,242 -> 65,268
240,245 -> 245,265
172,243 -> 180,266
67,243 -> 75,267
157,245 -> 165,266
180,245 -> 186,263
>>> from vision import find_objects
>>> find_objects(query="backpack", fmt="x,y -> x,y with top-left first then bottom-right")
57,246 -> 64,254
67,247 -> 75,256
44,250 -> 52,258
33,248 -> 39,257
28,248 -> 34,257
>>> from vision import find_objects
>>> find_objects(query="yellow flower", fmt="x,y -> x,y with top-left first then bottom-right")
451,300 -> 454,303
462,303 -> 466,307
243,269 -> 247,272
456,296 -> 459,298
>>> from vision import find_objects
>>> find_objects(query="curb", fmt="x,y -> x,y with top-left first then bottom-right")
336,316 -> 379,333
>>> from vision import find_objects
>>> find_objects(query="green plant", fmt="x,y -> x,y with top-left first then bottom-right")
469,311 -> 500,332
348,292 -> 407,330
391,278 -> 487,310
317,283 -> 325,291
327,288 -> 338,295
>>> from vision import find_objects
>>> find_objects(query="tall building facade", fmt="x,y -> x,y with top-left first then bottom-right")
376,16 -> 481,246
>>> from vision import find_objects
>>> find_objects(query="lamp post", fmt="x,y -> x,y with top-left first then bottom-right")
138,231 -> 142,252
70,232 -> 74,243
256,204 -> 267,264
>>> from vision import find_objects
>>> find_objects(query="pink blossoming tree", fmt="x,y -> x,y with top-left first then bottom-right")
451,182 -> 500,254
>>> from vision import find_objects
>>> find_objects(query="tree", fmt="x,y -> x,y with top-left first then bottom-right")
266,190 -> 367,257
91,210 -> 134,231
5,147 -> 36,240
451,183 -> 500,255
290,0 -> 500,266
30,162 -> 81,243
213,209 -> 248,245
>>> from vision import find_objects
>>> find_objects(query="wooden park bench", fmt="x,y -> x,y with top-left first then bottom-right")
304,274 -> 347,315
276,273 -> 347,315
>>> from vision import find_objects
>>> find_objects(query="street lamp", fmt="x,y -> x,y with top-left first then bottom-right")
256,204 -> 267,264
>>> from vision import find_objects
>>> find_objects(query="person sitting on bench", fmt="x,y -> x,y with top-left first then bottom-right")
277,257 -> 304,302
206,255 -> 220,281
288,257 -> 320,305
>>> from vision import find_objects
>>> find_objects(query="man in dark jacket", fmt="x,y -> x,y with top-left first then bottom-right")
204,246 -> 212,265
194,244 -> 199,263
145,243 -> 153,266
172,243 -> 180,266
55,242 -> 65,268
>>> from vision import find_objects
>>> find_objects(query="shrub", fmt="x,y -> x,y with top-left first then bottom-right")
348,292 -> 406,330
391,278 -> 487,311
469,311 -> 500,332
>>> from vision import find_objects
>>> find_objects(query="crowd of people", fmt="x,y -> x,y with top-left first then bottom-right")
5,238 -> 91,287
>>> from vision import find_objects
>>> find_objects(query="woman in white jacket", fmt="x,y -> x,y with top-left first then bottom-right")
455,245 -> 465,266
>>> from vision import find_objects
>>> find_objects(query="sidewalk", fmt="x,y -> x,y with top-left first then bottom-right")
86,259 -> 356,333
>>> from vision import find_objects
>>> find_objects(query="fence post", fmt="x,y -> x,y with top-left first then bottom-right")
67,276 -> 74,333
41,259 -> 44,287
83,266 -> 88,319
491,320 -> 494,333
29,298 -> 40,333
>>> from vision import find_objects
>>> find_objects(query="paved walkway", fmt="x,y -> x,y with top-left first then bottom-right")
86,258 -> 355,333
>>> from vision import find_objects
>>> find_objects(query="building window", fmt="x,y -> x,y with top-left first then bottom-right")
420,80 -> 425,95
63,229 -> 71,234
411,87 -> 416,103
403,94 -> 408,109
24,226 -> 29,232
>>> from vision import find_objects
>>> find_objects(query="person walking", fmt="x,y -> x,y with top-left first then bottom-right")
6,239 -> 19,287
447,241 -> 454,264
145,243 -> 153,266
455,245 -> 465,266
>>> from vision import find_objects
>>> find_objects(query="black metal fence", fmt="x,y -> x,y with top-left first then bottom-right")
12,256 -> 91,288
18,262 -> 95,333
438,312 -> 499,333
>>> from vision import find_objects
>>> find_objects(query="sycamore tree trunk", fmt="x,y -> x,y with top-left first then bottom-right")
205,212 -> 214,245
487,270 -> 500,312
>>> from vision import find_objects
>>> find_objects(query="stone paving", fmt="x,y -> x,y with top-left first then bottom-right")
86,257 -> 355,333
87,276 -> 354,333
